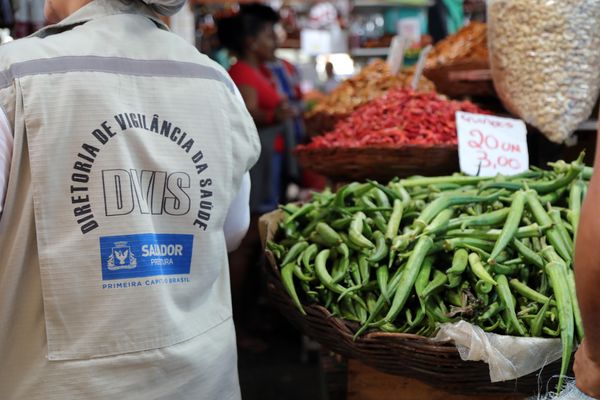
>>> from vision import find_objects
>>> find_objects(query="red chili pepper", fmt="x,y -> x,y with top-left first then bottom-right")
299,88 -> 489,150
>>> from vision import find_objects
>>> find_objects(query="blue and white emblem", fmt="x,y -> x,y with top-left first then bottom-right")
107,241 -> 137,270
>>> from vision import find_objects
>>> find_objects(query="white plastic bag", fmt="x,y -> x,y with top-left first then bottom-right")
530,380 -> 597,400
434,320 -> 562,382
488,0 -> 600,143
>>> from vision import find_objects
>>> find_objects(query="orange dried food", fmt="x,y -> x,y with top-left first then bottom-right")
426,22 -> 489,69
307,60 -> 435,117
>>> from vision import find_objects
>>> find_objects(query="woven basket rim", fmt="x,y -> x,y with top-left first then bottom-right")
259,209 -> 566,395
295,143 -> 458,155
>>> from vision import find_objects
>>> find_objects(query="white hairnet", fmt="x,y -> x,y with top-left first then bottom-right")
141,0 -> 185,16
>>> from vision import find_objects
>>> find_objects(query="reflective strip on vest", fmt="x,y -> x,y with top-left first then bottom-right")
0,56 -> 234,93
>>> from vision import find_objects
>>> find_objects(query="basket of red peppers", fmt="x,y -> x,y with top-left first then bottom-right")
296,88 -> 488,182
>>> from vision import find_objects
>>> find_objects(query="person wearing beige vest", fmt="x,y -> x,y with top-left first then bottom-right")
0,0 -> 261,398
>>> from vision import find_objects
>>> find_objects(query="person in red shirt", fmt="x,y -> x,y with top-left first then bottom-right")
217,3 -> 295,350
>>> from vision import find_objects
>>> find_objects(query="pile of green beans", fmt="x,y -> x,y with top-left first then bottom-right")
268,154 -> 589,392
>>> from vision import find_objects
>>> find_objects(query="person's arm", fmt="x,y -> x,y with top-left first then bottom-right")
237,84 -> 275,126
573,124 -> 600,397
237,84 -> 294,127
0,107 -> 12,219
223,172 -> 251,253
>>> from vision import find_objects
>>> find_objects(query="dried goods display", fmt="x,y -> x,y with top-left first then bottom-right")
307,60 -> 435,117
488,0 -> 600,143
301,88 -> 486,149
425,21 -> 488,69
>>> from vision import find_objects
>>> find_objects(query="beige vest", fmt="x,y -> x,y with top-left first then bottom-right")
0,1 -> 260,398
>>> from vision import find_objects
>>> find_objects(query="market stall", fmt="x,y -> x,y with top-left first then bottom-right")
256,1 -> 600,398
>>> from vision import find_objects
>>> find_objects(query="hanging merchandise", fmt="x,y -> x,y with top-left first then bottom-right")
488,0 -> 600,143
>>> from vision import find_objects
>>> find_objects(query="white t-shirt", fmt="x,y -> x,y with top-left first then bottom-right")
0,109 -> 251,252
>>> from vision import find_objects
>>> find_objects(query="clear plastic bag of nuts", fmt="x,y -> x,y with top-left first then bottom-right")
488,0 -> 600,143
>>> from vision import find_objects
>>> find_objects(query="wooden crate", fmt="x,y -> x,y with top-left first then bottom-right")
347,360 -> 527,400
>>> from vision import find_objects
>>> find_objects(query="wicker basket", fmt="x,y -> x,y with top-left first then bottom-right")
424,60 -> 496,99
304,111 -> 348,138
295,145 -> 459,182
259,210 -> 567,396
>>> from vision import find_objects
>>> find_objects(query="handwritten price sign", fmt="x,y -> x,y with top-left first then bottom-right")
456,112 -> 529,177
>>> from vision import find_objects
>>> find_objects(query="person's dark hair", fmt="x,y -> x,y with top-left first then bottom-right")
216,3 -> 280,57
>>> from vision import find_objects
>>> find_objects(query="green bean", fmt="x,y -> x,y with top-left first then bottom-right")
333,183 -> 358,208
444,238 -> 496,253
281,203 -> 300,215
349,261 -> 361,287
281,241 -> 309,266
377,265 -> 390,303
482,317 -> 502,332
489,191 -> 526,263
511,238 -> 544,269
542,326 -> 561,337
267,240 -> 285,259
456,208 -> 510,229
480,302 -> 502,320
445,224 -> 545,242
386,199 -> 404,241
332,257 -> 350,284
400,175 -> 487,188
423,208 -> 454,235
281,263 -> 306,315
566,269 -> 584,342
518,303 -> 539,317
415,256 -> 434,309
481,160 -> 583,194
525,191 -> 571,262
391,235 -> 410,252
355,302 -> 368,324
367,231 -> 388,263
407,307 -> 426,329
509,279 -> 552,304
301,243 -> 319,272
354,266 -> 406,338
531,236 -> 542,252
315,249 -> 367,309
447,289 -> 463,307
349,212 -> 375,249
424,296 -> 451,323
421,270 -> 448,298
539,186 -> 567,205
331,216 -> 353,230
447,249 -> 469,277
358,255 -> 370,286
447,274 -> 462,289
468,253 -> 497,286
490,262 -> 519,275
567,180 -> 583,244
476,280 -> 494,295
495,274 -> 527,336
384,236 -> 434,323
293,264 -> 315,282
372,212 -> 388,232
531,299 -> 551,337
414,193 -> 500,231
283,220 -> 300,239
369,187 -> 391,208
390,183 -> 411,207
285,203 -> 315,224
549,208 -> 573,251
545,261 -> 574,393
